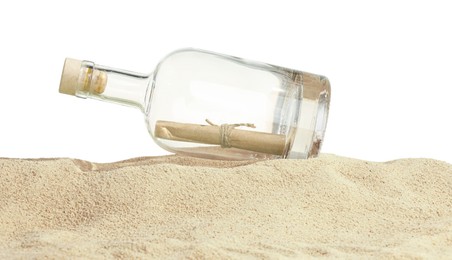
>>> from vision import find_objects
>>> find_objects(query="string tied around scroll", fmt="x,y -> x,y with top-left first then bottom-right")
205,119 -> 256,148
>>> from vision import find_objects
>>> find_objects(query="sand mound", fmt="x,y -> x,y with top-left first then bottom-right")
0,154 -> 451,258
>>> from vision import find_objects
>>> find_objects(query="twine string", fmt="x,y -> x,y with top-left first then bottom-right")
206,119 -> 256,148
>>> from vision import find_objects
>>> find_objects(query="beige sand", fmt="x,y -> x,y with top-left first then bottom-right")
0,154 -> 451,259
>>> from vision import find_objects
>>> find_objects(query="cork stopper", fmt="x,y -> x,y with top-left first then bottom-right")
59,58 -> 82,96
59,58 -> 107,96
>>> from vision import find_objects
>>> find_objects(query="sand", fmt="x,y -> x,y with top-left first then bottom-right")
0,154 -> 451,259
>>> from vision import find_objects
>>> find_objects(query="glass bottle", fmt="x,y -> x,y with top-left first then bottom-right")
59,48 -> 330,160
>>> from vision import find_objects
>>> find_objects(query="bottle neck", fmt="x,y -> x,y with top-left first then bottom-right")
75,61 -> 152,111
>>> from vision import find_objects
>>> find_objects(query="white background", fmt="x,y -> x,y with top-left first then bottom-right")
0,0 -> 450,163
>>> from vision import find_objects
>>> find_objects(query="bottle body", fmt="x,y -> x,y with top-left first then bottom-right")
59,49 -> 330,160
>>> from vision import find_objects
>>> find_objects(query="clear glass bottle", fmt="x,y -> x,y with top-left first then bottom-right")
59,48 -> 330,160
